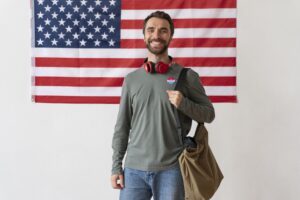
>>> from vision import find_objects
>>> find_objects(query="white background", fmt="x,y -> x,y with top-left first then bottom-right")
1,0 -> 300,199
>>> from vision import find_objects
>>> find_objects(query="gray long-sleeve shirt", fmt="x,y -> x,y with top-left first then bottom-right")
111,63 -> 215,175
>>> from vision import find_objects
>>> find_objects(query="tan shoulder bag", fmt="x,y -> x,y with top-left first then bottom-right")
176,68 -> 224,200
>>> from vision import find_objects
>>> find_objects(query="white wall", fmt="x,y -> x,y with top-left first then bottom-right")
1,0 -> 300,199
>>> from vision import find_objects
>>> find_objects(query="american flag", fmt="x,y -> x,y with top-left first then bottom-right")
31,0 -> 237,103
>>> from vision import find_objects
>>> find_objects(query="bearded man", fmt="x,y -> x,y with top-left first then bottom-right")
111,11 -> 215,200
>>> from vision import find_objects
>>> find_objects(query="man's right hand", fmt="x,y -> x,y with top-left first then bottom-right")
111,174 -> 124,189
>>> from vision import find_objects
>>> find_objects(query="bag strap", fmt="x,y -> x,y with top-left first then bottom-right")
173,68 -> 196,147
174,68 -> 189,90
173,68 -> 199,149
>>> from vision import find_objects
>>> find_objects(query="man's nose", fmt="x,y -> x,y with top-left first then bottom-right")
152,30 -> 160,39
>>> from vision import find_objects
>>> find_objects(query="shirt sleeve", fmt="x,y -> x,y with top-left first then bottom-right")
177,69 -> 215,123
111,77 -> 132,175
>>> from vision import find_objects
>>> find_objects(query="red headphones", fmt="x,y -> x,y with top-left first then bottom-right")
143,56 -> 174,74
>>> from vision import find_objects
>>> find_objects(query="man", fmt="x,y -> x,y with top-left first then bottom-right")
111,11 -> 215,200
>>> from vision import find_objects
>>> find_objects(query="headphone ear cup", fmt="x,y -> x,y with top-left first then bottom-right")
143,62 -> 152,73
156,62 -> 169,74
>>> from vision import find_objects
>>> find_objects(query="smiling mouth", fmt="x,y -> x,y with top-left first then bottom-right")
150,40 -> 165,47
151,41 -> 162,47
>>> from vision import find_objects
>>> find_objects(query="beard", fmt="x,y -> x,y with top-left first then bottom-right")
145,38 -> 170,55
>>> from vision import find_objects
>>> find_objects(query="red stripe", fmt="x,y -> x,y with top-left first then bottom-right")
35,77 -> 124,87
35,77 -> 235,87
209,96 -> 237,103
34,96 -> 121,104
200,77 -> 236,86
35,57 -> 236,67
121,19 -> 236,29
121,38 -> 236,48
122,0 -> 236,9
35,58 -> 144,68
34,95 -> 237,103
176,57 -> 236,67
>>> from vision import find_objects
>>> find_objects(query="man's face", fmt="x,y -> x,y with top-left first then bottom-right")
144,17 -> 172,55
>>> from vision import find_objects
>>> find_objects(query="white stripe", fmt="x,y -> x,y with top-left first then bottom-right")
32,48 -> 236,58
33,86 -> 122,96
204,86 -> 237,96
33,86 -> 236,96
191,67 -> 236,77
122,28 -> 236,39
122,9 -> 237,20
33,67 -> 137,77
33,67 -> 236,77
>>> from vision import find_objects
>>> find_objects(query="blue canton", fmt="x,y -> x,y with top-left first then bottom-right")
34,0 -> 121,48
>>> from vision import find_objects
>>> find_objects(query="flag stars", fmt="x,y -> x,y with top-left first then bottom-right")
37,38 -> 44,45
80,0 -> 87,6
95,0 -> 102,6
109,0 -> 116,6
108,26 -> 115,33
58,19 -> 65,26
101,32 -> 108,40
109,39 -> 115,47
65,39 -> 72,46
44,18 -> 51,25
73,19 -> 79,26
80,26 -> 87,33
59,5 -> 66,12
109,12 -> 115,19
51,12 -> 58,19
101,19 -> 108,26
66,0 -> 73,5
88,6 -> 94,13
94,12 -> 101,19
51,25 -> 58,32
66,26 -> 72,32
35,0 -> 120,48
37,25 -> 44,32
58,32 -> 65,39
87,19 -> 94,26
43,19 -> 51,27
87,32 -> 94,39
80,39 -> 87,46
94,26 -> 101,32
73,32 -> 79,39
73,5 -> 79,12
94,39 -> 101,46
102,6 -> 109,13
44,5 -> 51,12
80,12 -> 87,19
37,0 -> 44,5
44,32 -> 51,39
66,12 -> 72,19
37,11 -> 44,19
51,39 -> 58,46
51,0 -> 58,5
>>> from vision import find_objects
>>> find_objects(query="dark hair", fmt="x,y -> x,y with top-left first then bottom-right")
143,11 -> 174,36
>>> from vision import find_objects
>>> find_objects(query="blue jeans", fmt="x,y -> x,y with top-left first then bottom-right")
120,163 -> 184,200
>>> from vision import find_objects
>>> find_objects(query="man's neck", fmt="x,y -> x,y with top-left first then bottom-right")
147,52 -> 170,64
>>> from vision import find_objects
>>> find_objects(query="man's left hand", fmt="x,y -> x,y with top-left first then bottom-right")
166,90 -> 183,108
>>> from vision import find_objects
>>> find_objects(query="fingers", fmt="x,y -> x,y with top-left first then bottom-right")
119,174 -> 124,188
111,174 -> 124,190
166,90 -> 181,96
166,90 -> 183,108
